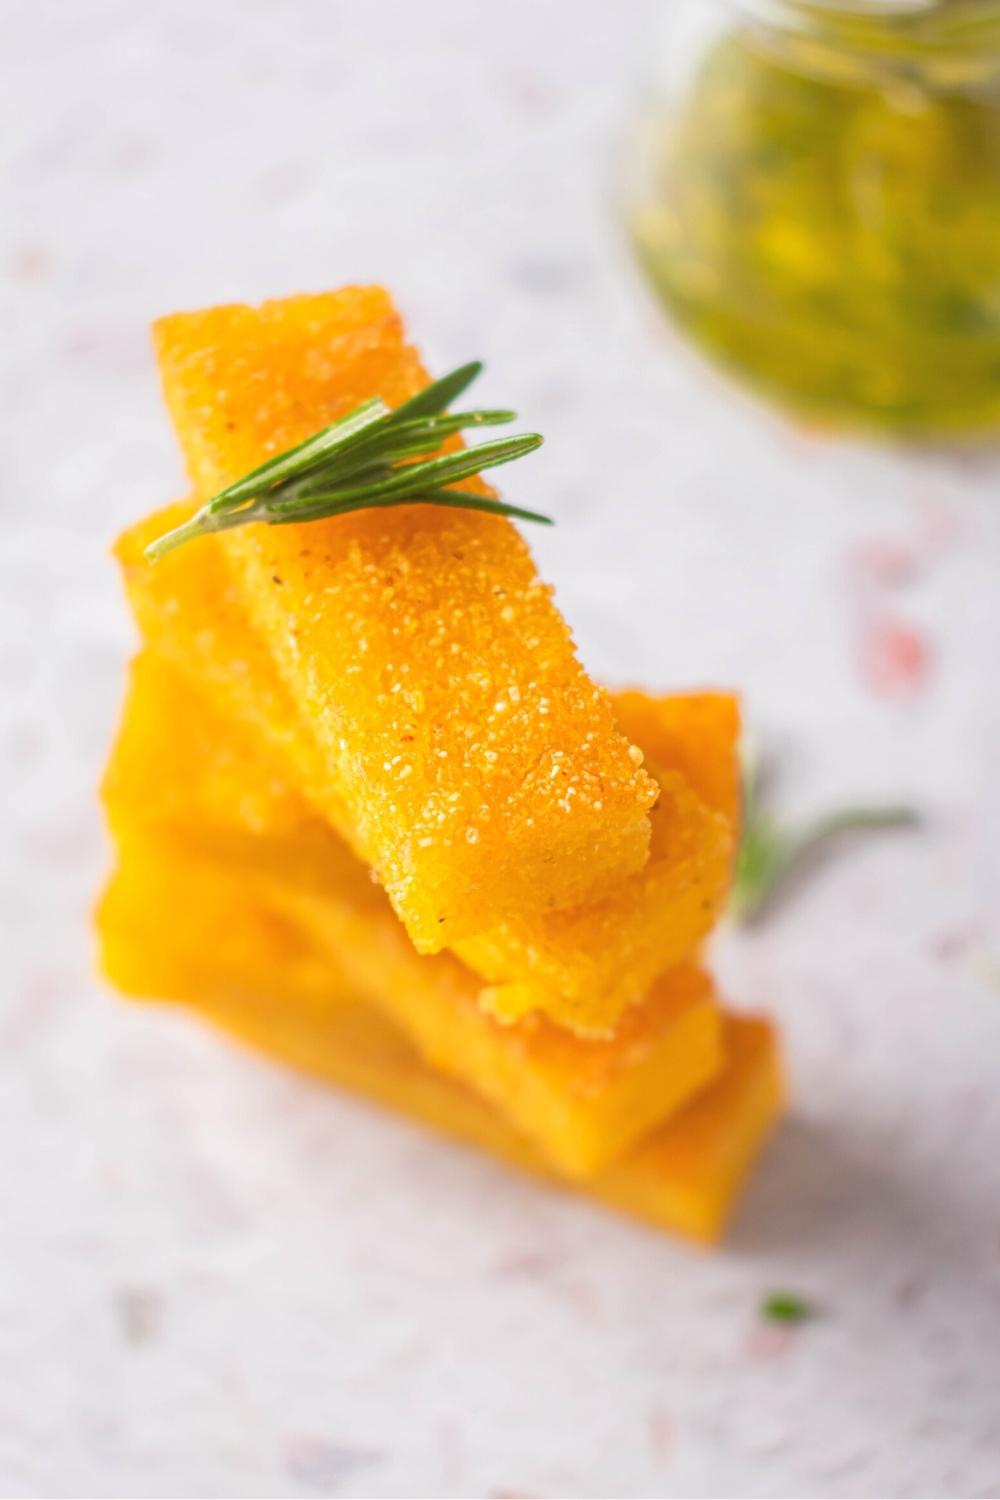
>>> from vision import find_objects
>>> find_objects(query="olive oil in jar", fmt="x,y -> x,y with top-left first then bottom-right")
627,1 -> 1000,435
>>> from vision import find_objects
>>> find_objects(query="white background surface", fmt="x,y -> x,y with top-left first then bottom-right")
2,2 -> 999,1495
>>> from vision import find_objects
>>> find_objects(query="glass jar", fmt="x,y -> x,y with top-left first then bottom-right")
624,1 -> 1000,436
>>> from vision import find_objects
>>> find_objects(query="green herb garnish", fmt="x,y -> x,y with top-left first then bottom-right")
733,757 -> 919,925
145,361 -> 551,562
761,1292 -> 818,1326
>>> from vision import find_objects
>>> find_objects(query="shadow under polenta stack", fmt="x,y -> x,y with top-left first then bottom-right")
96,285 -> 785,1243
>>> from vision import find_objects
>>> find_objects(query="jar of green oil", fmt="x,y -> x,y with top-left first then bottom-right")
626,1 -> 1000,435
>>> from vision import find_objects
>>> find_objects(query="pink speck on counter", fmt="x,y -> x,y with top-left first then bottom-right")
647,1409 -> 674,1460
859,617 -> 932,699
8,244 -> 52,281
850,538 -> 923,590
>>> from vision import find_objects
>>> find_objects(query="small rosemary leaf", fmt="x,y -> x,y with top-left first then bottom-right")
387,361 -> 484,423
268,489 -> 554,528
293,459 -> 395,497
270,433 -> 544,513
388,408 -> 518,438
206,397 -> 389,513
373,407 -> 518,451
447,408 -> 517,428
323,412 -> 516,474
376,489 -> 553,525
368,432 -> 544,493
761,1292 -> 818,1325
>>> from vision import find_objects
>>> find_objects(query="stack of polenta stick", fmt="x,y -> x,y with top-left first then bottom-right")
97,287 -> 784,1243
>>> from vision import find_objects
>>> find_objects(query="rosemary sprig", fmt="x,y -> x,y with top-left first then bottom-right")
145,361 -> 551,562
732,756 -> 919,925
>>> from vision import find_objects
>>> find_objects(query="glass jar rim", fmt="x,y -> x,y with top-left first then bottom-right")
731,0 -> 1000,55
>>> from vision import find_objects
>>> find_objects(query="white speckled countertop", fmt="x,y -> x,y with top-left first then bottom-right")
2,2 -> 999,1495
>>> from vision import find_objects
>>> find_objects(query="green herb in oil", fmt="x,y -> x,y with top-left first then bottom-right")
630,12 -> 1000,435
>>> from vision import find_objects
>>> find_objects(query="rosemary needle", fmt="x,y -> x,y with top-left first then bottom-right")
732,758 -> 920,925
145,361 -> 551,562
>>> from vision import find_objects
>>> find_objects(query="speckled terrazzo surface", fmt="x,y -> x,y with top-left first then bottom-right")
2,2 -> 999,1495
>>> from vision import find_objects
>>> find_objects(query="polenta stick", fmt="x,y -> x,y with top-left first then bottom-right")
152,287 -> 656,949
97,854 -> 783,1247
